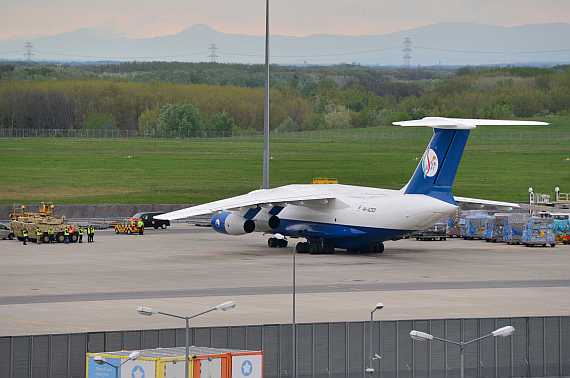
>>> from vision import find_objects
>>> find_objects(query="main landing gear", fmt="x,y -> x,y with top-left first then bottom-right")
295,242 -> 335,255
267,237 -> 385,255
347,243 -> 384,254
268,237 -> 288,248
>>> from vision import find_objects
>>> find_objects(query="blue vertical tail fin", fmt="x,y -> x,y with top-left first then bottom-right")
403,128 -> 470,204
394,117 -> 550,204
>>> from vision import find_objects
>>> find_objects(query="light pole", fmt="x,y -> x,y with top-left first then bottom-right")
94,351 -> 141,378
367,303 -> 384,375
275,233 -> 296,378
137,301 -> 236,378
410,325 -> 515,378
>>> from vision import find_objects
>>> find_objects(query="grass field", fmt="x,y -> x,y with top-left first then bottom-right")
1,117 -> 569,205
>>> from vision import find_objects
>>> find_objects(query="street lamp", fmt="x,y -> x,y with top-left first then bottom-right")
275,233 -> 296,378
137,301 -> 236,378
94,351 -> 141,378
410,325 -> 515,378
367,303 -> 384,374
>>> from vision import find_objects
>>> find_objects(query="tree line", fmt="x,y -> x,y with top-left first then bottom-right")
0,62 -> 569,132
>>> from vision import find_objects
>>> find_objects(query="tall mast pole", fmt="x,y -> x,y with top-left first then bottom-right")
263,0 -> 270,189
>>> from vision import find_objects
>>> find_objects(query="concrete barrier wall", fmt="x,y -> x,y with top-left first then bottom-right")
0,204 -> 196,220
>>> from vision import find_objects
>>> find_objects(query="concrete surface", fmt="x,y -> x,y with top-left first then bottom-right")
1,224 -> 569,336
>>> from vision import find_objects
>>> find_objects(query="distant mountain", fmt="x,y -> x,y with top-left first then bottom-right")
1,22 -> 569,66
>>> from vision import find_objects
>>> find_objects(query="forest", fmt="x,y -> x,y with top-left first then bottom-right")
0,62 -> 569,133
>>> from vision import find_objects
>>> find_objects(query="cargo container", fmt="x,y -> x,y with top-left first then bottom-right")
86,346 -> 263,378
522,217 -> 556,247
460,212 -> 493,240
485,213 -> 509,243
446,210 -> 461,237
504,213 -> 531,245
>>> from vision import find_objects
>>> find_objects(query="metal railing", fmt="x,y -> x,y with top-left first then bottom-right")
1,128 -> 570,143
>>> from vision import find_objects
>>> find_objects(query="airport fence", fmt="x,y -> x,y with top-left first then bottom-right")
1,316 -> 570,378
1,128 -> 570,143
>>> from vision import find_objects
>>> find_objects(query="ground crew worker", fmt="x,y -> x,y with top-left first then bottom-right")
138,219 -> 144,235
78,227 -> 84,243
22,229 -> 28,245
64,227 -> 70,244
36,227 -> 42,244
90,226 -> 95,242
48,227 -> 54,243
69,226 -> 74,242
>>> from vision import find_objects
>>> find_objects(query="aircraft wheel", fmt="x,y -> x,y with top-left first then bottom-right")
296,243 -> 306,253
322,243 -> 334,254
378,242 -> 385,253
309,243 -> 322,255
268,238 -> 277,248
277,239 -> 288,248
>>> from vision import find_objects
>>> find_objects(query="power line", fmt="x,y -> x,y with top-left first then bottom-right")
32,49 -> 208,59
414,46 -> 570,54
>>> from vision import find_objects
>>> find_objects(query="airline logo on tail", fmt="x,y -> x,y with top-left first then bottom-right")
421,148 -> 438,178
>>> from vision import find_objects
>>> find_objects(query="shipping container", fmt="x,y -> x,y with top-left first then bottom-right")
86,346 -> 263,378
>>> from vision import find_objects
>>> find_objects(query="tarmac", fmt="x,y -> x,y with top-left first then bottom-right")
1,223 -> 569,336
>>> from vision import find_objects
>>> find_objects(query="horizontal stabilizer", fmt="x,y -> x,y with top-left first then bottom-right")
454,196 -> 520,210
394,117 -> 549,129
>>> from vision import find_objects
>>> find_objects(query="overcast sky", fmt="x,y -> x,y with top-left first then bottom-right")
1,0 -> 569,40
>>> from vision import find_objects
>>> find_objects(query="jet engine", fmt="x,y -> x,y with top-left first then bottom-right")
211,212 -> 255,235
253,211 -> 280,232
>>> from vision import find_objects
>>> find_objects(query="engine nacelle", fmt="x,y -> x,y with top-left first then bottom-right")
253,211 -> 280,232
211,212 -> 255,235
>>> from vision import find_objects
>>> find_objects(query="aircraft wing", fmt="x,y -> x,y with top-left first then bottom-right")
454,196 -> 520,210
156,185 -> 335,220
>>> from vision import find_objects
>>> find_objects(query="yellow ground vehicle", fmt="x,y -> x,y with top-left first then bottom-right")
114,218 -> 143,234
9,202 -> 79,243
312,177 -> 338,184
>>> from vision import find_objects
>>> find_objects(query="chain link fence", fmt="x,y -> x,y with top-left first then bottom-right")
1,128 -> 570,143
1,316 -> 569,378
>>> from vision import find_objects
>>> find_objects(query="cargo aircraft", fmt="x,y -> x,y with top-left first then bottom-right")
157,117 -> 547,254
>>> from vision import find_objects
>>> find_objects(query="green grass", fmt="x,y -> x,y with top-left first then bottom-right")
1,117 -> 569,205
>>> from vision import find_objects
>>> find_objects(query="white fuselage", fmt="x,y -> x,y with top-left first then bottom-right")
269,184 -> 458,233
